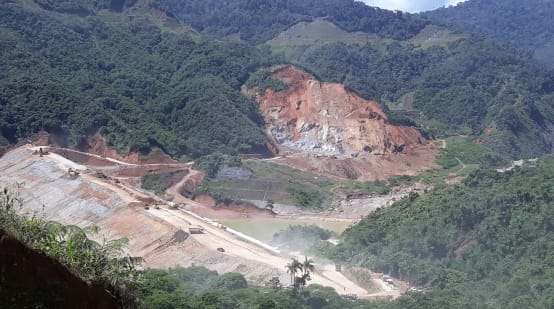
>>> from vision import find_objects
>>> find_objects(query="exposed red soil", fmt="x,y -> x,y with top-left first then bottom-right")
166,169 -> 274,220
194,194 -> 217,207
113,166 -> 186,178
255,66 -> 438,180
33,131 -> 50,146
31,131 -> 175,165
181,170 -> 204,193
48,147 -> 188,179
83,133 -> 175,164
279,147 -> 436,181
77,183 -> 111,201
50,148 -> 117,167
261,66 -> 425,154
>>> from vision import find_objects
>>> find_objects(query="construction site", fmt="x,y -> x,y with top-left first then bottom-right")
0,67 -> 441,299
0,144 -> 409,299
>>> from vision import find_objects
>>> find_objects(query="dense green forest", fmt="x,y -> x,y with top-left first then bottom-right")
328,157 -> 554,308
32,0 -> 138,15
153,0 -> 428,44
424,0 -> 554,67
0,0 -> 272,157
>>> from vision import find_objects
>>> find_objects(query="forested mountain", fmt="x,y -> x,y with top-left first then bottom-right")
154,0 -> 554,159
330,158 -> 554,308
1,0 -> 554,160
293,38 -> 554,158
3,1 -> 554,308
0,0 -> 272,157
153,0 -> 428,44
424,0 -> 554,67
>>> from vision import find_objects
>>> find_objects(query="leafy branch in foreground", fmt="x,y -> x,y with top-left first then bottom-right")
0,187 -> 142,306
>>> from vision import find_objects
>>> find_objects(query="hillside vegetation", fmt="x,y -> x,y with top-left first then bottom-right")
137,266 -> 379,309
0,188 -> 141,307
156,0 -> 554,159
2,0 -> 554,160
0,0 -> 272,157
153,0 -> 428,44
329,158 -> 554,308
424,0 -> 554,68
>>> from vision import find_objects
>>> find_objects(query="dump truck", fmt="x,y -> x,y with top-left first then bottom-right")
188,225 -> 204,234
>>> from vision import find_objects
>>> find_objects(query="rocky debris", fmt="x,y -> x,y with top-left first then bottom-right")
258,66 -> 425,158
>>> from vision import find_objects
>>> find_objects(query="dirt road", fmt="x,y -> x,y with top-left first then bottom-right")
20,145 -> 398,298
7,145 -> 409,298
163,167 -> 405,298
148,207 -> 371,296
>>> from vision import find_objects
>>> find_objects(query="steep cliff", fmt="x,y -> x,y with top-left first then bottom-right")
259,66 -> 424,157
255,66 -> 437,180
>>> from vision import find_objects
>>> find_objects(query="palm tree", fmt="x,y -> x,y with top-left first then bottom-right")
302,256 -> 315,277
296,256 -> 314,290
285,258 -> 302,286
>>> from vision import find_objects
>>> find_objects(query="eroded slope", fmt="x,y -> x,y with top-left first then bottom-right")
257,66 -> 437,180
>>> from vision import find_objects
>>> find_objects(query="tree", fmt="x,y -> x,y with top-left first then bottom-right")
285,258 -> 302,286
296,256 -> 315,290
302,256 -> 315,278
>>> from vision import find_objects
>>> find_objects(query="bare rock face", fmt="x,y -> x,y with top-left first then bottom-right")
259,66 -> 424,157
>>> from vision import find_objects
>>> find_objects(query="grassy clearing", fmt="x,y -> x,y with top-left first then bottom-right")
343,137 -> 510,190
389,136 -> 509,186
267,19 -> 377,47
199,160 -> 336,208
409,25 -> 469,48
436,136 -> 509,169
198,137 -> 511,207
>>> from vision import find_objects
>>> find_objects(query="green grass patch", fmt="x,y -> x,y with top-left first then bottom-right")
436,136 -> 509,169
267,19 -> 378,47
340,180 -> 390,195
141,170 -> 187,196
390,137 -> 509,187
193,153 -> 242,178
197,160 -> 336,208
409,25 -> 469,48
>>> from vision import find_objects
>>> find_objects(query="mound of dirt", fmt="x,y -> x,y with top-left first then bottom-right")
256,66 -> 437,180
